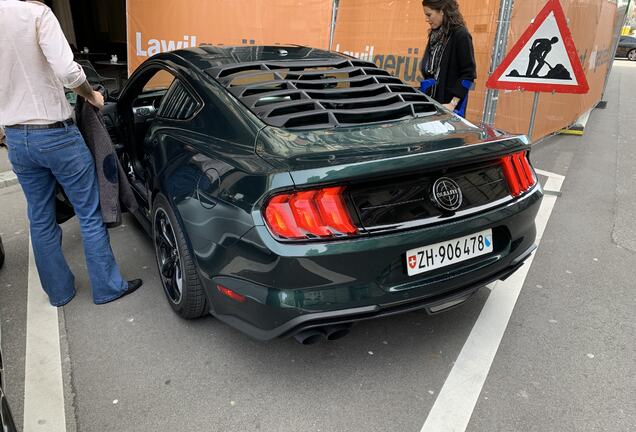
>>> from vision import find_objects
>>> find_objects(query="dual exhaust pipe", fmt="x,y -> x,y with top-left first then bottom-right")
293,323 -> 352,345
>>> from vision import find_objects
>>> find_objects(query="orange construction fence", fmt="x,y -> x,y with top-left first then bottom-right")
126,0 -> 334,74
331,0 -> 621,139
126,0 -> 624,140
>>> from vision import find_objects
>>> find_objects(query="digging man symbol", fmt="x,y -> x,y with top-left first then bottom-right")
526,36 -> 559,77
487,0 -> 589,94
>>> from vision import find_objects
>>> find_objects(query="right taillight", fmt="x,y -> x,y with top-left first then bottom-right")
500,151 -> 536,197
263,186 -> 358,241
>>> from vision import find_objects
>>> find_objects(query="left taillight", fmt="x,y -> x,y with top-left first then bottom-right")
500,151 -> 537,197
263,186 -> 358,240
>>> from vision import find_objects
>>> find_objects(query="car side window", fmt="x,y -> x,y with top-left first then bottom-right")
131,68 -> 176,115
157,80 -> 201,121
143,69 -> 176,93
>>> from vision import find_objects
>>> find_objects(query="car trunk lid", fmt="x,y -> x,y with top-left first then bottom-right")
255,115 -> 533,234
256,114 -> 529,185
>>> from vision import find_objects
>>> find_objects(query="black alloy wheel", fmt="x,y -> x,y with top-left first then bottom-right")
152,194 -> 207,318
155,208 -> 183,303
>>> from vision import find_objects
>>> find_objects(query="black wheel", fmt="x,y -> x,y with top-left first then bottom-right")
629,49 -> 636,62
152,193 -> 207,318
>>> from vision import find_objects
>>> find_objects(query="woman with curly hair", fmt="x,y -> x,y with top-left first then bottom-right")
421,0 -> 477,112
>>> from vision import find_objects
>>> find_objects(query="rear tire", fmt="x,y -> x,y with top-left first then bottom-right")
628,49 -> 636,61
152,193 -> 207,318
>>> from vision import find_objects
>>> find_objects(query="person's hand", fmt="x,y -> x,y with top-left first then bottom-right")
443,97 -> 461,112
87,90 -> 104,110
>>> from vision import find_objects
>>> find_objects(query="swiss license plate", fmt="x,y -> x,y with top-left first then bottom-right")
405,229 -> 494,277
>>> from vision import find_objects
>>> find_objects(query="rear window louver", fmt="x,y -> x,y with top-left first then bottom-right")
159,81 -> 199,120
206,59 -> 439,129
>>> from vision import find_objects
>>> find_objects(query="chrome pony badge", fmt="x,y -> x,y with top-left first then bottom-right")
432,177 -> 463,211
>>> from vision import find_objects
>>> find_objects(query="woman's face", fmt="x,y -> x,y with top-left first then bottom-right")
423,6 -> 444,30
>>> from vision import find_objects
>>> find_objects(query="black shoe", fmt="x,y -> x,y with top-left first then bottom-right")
101,279 -> 143,304
122,279 -> 143,298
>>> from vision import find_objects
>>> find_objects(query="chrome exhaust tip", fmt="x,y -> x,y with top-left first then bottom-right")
294,329 -> 324,345
323,324 -> 352,341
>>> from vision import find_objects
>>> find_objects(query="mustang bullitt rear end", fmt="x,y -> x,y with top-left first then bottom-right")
195,48 -> 543,343
113,45 -> 542,343
213,135 -> 541,343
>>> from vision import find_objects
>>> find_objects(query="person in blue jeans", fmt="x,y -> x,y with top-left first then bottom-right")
0,0 -> 142,306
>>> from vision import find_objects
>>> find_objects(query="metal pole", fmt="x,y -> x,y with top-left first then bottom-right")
328,0 -> 339,51
599,0 -> 632,105
528,92 -> 540,140
483,0 -> 515,125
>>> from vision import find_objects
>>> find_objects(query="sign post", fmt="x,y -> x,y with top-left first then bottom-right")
486,0 -> 589,140
528,92 -> 540,139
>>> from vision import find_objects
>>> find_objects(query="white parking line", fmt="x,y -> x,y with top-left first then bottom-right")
420,170 -> 564,432
535,168 -> 565,183
23,234 -> 66,431
0,170 -> 18,189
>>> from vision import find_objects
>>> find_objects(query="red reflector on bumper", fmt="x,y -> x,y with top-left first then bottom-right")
217,285 -> 246,303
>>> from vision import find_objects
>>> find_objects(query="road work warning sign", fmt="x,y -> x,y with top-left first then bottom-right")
486,0 -> 589,94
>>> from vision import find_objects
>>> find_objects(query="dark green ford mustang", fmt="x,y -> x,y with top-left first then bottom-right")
101,45 -> 542,343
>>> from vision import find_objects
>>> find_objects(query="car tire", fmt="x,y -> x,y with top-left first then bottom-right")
629,49 -> 636,61
152,193 -> 207,319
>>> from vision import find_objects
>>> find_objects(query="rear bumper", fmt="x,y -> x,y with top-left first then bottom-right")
198,186 -> 542,340
210,245 -> 533,340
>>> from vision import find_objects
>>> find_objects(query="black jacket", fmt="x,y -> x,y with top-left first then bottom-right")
422,25 -> 477,105
74,94 -> 138,227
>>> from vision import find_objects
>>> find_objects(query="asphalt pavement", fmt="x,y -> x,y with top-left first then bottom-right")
0,61 -> 635,432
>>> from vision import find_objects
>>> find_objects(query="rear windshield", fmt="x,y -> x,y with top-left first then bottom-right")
206,59 -> 439,130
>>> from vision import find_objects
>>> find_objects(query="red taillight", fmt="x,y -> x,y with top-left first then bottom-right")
289,191 -> 331,237
501,155 -> 521,197
263,186 -> 358,240
500,151 -> 536,197
264,195 -> 305,238
315,187 -> 357,235
519,153 -> 535,185
217,284 -> 246,303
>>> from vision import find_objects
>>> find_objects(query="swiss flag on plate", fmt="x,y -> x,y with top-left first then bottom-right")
408,255 -> 417,270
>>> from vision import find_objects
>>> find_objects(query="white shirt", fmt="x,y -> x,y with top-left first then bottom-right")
0,0 -> 86,125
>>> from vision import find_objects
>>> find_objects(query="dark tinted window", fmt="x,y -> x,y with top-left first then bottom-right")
158,80 -> 200,120
206,59 -> 438,130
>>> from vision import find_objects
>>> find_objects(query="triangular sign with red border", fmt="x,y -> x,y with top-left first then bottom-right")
486,0 -> 589,94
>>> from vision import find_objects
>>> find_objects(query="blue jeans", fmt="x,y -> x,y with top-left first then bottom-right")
5,123 -> 127,306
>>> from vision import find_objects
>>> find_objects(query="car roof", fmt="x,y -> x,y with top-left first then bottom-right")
173,45 -> 346,68
169,45 -> 439,130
